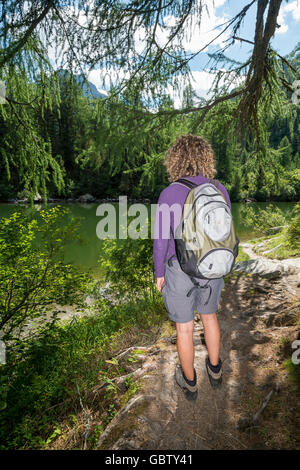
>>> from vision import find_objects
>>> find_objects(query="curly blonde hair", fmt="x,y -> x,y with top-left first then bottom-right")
164,134 -> 217,181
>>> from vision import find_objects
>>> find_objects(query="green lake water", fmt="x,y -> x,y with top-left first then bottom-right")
0,201 -> 297,277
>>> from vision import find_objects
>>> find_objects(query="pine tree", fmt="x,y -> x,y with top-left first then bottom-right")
278,135 -> 293,169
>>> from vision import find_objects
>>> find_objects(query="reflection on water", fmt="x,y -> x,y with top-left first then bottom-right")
0,201 -> 297,277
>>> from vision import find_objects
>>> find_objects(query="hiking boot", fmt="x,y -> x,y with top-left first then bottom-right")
175,364 -> 198,401
205,356 -> 222,389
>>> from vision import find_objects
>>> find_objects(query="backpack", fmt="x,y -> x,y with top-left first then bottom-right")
171,177 -> 239,279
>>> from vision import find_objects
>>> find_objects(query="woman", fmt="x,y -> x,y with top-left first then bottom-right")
153,134 -> 231,401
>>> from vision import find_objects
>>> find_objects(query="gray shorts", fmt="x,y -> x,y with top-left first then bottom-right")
161,257 -> 225,323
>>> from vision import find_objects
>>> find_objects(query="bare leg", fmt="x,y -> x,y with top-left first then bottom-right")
200,313 -> 220,365
176,319 -> 195,381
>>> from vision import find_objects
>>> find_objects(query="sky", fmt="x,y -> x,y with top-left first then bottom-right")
46,1 -> 300,106
188,0 -> 300,72
164,0 -> 300,105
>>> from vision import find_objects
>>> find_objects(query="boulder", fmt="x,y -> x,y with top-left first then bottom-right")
16,191 -> 42,203
233,259 -> 285,279
33,192 -> 42,202
242,198 -> 256,203
77,193 -> 95,203
266,226 -> 286,235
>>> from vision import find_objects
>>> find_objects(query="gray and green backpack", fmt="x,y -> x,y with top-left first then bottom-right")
172,178 -> 239,279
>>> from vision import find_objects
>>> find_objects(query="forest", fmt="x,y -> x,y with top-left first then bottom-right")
0,1 -> 300,204
1,50 -> 300,203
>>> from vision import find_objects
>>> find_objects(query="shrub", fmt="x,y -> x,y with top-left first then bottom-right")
0,206 -> 90,341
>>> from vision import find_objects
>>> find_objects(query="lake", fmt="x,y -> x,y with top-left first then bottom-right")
0,201 -> 297,277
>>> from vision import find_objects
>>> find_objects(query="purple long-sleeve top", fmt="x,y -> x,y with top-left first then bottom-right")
153,172 -> 232,278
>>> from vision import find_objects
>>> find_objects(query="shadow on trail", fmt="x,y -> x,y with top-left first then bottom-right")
148,272 -> 275,451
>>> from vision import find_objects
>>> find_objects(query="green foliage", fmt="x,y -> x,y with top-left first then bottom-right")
286,202 -> 300,251
99,237 -> 155,300
239,203 -> 290,235
88,424 -> 104,448
0,47 -> 64,202
0,295 -> 164,449
0,206 -> 90,341
279,135 -> 293,169
1,48 -> 300,202
0,4 -> 299,203
120,377 -> 141,408
283,359 -> 300,392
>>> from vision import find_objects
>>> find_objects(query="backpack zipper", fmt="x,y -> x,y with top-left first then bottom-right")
193,200 -> 230,228
183,192 -> 224,223
197,247 -> 236,276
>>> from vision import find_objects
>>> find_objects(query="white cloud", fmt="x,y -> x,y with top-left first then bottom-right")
41,1 -> 239,105
86,69 -> 119,95
214,0 -> 227,7
166,69 -> 245,108
276,0 -> 300,34
133,0 -> 231,56
276,8 -> 289,34
158,3 -> 231,53
85,67 -> 245,109
283,0 -> 300,20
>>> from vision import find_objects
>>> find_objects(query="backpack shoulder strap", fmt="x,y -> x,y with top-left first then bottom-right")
174,178 -> 198,190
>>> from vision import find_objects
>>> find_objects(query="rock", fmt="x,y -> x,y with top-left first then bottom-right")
233,259 -> 283,279
236,417 -> 251,430
277,311 -> 298,327
253,284 -> 270,294
266,226 -> 286,235
264,308 -> 299,328
170,335 -> 177,345
33,192 -> 41,202
256,241 -> 267,250
251,330 -> 270,344
242,197 -> 256,203
97,394 -> 157,449
16,191 -> 42,203
263,355 -> 273,364
268,301 -> 289,311
260,312 -> 277,327
261,243 -> 283,255
77,193 -> 95,203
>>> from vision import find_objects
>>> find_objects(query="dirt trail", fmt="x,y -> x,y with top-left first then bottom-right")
95,253 -> 300,450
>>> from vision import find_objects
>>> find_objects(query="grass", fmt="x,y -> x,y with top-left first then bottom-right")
246,235 -> 270,245
249,229 -> 300,259
283,359 -> 300,392
120,378 -> 141,408
224,246 -> 252,283
0,293 -> 167,450
236,246 -> 251,263
238,360 -> 299,449
238,319 -> 300,450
